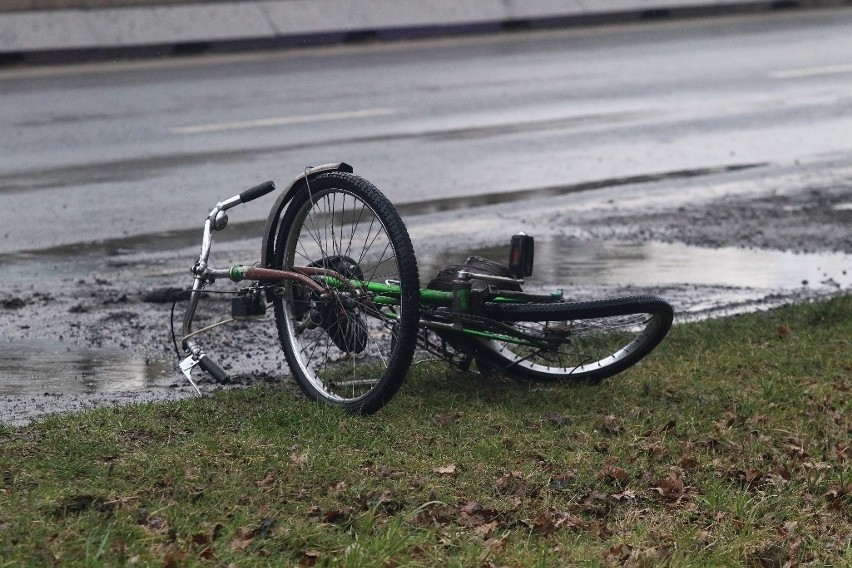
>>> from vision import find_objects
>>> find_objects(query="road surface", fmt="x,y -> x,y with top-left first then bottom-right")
1,7 -> 851,254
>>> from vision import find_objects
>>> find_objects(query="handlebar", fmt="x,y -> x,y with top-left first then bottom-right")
239,180 -> 276,204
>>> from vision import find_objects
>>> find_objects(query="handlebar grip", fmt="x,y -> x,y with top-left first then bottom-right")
239,180 -> 276,204
198,355 -> 230,384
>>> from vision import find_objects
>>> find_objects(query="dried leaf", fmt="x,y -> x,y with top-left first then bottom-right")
604,542 -> 633,565
495,471 -> 523,490
163,550 -> 188,568
255,471 -> 277,487
611,489 -> 637,502
484,534 -> 508,551
652,472 -> 689,502
300,549 -> 320,567
531,510 -> 557,535
322,509 -> 349,523
474,520 -> 499,537
459,501 -> 484,516
556,513 -> 585,530
228,527 -> 254,552
597,460 -> 628,484
597,414 -> 622,435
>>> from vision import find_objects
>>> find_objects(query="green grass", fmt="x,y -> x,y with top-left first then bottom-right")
1,296 -> 850,566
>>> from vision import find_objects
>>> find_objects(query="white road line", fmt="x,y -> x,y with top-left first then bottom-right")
768,63 -> 852,79
170,108 -> 401,134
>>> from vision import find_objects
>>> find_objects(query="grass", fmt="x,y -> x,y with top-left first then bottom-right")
1,296 -> 850,566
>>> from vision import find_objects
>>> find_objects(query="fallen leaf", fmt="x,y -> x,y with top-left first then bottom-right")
322,509 -> 349,523
610,489 -> 637,502
474,520 -> 499,537
163,550 -> 187,568
484,534 -> 508,551
604,542 -> 633,565
300,549 -> 320,566
596,414 -> 622,435
229,527 -> 253,552
459,501 -> 484,516
597,460 -> 629,484
255,471 -> 277,487
652,472 -> 689,502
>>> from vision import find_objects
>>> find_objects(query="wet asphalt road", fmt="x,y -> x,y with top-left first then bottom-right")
2,7 -> 852,255
1,7 -> 851,424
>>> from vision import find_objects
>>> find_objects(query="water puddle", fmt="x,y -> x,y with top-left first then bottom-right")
422,237 -> 852,291
0,340 -> 172,396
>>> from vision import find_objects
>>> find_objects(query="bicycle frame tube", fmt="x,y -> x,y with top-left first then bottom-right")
225,267 -> 552,348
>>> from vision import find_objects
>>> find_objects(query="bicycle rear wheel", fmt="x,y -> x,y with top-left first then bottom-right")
473,296 -> 673,384
271,172 -> 419,413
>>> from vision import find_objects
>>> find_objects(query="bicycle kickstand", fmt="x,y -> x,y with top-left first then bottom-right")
178,353 -> 231,395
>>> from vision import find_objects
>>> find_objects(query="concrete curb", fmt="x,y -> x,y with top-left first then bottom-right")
0,0 -> 847,57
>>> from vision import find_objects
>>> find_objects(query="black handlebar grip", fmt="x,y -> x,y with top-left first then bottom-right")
239,180 -> 276,203
198,355 -> 230,384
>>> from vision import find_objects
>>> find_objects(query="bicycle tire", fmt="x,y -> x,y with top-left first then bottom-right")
471,296 -> 673,383
271,172 -> 419,413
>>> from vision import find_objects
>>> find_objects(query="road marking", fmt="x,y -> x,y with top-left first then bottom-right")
171,108 -> 401,134
768,63 -> 852,79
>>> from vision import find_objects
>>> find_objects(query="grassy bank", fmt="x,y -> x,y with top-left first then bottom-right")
1,296 -> 850,566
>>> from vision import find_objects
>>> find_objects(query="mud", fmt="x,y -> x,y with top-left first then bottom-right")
1,164 -> 849,427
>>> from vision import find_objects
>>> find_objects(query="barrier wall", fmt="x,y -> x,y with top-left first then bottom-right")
0,0 -> 848,55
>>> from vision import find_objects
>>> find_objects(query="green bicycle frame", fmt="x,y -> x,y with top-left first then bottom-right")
227,264 -> 563,348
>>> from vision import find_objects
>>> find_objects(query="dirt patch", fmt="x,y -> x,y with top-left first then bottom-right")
609,184 -> 852,253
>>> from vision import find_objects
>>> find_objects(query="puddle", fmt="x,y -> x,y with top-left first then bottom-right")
0,340 -> 172,395
422,237 -> 852,291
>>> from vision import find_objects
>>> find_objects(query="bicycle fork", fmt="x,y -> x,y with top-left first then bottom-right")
178,181 -> 278,393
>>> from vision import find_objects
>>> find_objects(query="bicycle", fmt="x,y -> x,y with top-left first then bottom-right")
174,163 -> 673,414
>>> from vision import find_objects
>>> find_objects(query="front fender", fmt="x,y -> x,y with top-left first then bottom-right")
260,162 -> 354,269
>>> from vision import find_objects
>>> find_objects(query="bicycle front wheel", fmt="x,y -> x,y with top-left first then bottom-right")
272,172 -> 420,413
473,296 -> 673,384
